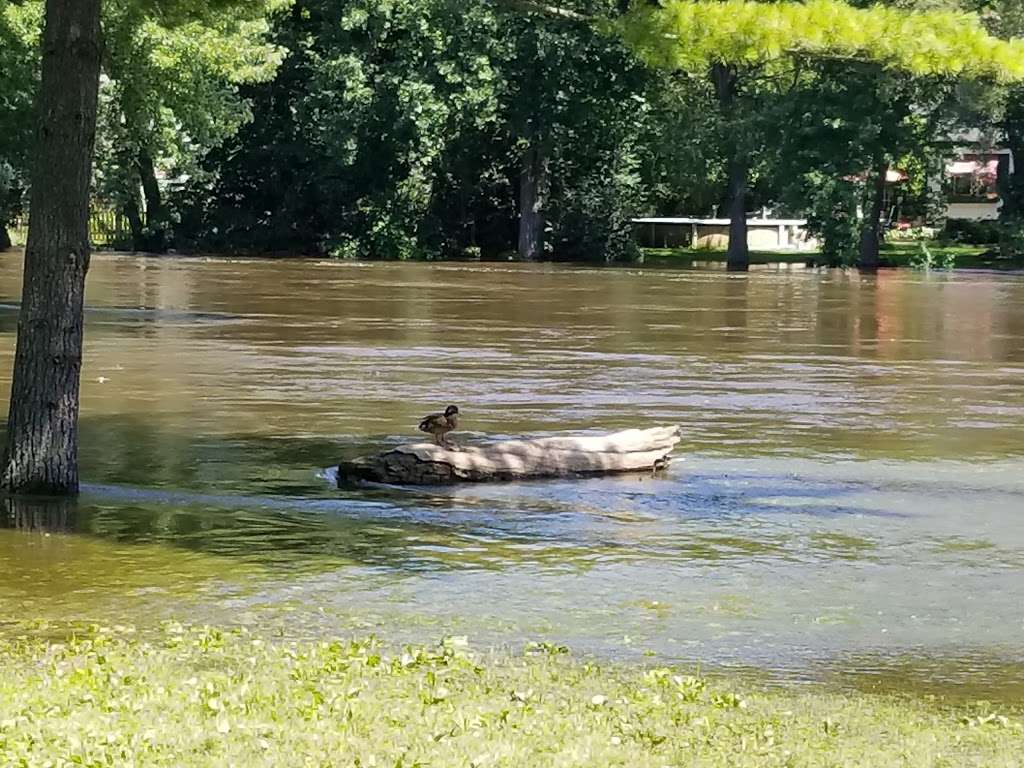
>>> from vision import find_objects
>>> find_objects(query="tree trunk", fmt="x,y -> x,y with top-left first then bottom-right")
858,161 -> 888,271
711,63 -> 749,272
725,156 -> 749,271
1,0 -> 102,496
999,86 -> 1024,258
0,225 -> 10,251
125,196 -> 145,251
138,150 -> 166,252
517,135 -> 547,261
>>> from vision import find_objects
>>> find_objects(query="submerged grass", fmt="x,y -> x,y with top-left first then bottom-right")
640,242 -> 1012,270
0,624 -> 1021,767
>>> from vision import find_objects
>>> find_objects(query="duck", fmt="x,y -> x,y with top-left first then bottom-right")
418,405 -> 460,449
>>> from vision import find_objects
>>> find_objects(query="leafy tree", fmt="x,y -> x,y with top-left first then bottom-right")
182,0 -> 503,258
617,0 -> 1024,269
96,1 -> 285,251
0,2 -> 40,250
776,62 -> 963,265
186,0 -> 652,262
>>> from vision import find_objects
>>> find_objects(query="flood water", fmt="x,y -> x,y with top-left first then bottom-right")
1,253 -> 1023,700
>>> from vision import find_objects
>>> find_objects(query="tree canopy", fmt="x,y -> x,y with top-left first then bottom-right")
618,0 -> 1024,78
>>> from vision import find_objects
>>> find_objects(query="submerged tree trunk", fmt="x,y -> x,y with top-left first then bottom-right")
517,134 -> 547,261
125,195 -> 145,251
1,0 -> 102,495
711,63 -> 749,272
858,161 -> 889,271
725,156 -> 749,271
138,150 -> 167,252
999,86 -> 1024,259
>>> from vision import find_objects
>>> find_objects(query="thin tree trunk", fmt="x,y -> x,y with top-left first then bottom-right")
138,150 -> 166,252
1,0 -> 102,495
858,161 -> 888,271
999,86 -> 1024,258
517,135 -> 547,261
711,63 -> 749,272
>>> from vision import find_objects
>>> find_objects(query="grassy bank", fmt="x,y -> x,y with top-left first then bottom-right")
641,242 -> 1020,270
0,624 -> 1020,766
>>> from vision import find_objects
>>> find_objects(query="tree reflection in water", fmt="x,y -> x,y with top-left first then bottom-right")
3,496 -> 77,534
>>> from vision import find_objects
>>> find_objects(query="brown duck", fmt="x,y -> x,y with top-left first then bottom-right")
418,405 -> 460,448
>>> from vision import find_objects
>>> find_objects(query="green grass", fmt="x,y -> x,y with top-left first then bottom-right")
641,247 -> 812,266
641,241 -> 1024,270
0,624 -> 1020,767
878,242 -> 1016,269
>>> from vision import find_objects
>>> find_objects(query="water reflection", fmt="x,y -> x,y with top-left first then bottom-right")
3,496 -> 77,533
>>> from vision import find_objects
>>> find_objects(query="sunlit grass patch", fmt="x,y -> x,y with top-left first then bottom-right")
0,623 -> 1021,766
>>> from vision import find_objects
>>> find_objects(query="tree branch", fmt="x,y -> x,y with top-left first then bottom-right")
492,0 -> 591,23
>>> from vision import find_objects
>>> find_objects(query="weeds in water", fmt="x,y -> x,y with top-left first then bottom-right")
910,241 -> 957,270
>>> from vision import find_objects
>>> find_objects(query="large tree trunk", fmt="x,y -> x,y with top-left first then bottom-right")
858,161 -> 888,271
711,63 -> 749,272
517,134 -> 547,261
1,0 -> 102,495
0,225 -> 10,251
725,156 -> 749,271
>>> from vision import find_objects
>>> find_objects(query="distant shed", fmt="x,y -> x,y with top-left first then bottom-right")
633,217 -> 814,250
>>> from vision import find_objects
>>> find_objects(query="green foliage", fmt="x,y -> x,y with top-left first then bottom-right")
96,0 -> 285,249
800,172 -> 862,266
618,0 -> 1024,80
942,217 -> 1002,244
183,0 -> 655,260
908,240 -> 957,269
0,1 -> 41,231
0,623 -> 1021,766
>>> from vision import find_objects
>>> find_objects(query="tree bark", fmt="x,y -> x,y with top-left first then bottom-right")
138,150 -> 167,252
1,0 -> 102,495
125,196 -> 145,251
999,86 -> 1024,258
725,156 -> 749,271
711,63 -> 749,272
858,161 -> 888,271
517,134 -> 547,261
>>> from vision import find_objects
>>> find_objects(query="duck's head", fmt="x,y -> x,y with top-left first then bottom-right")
445,405 -> 460,417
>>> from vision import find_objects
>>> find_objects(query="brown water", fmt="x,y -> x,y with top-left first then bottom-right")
1,252 -> 1024,699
